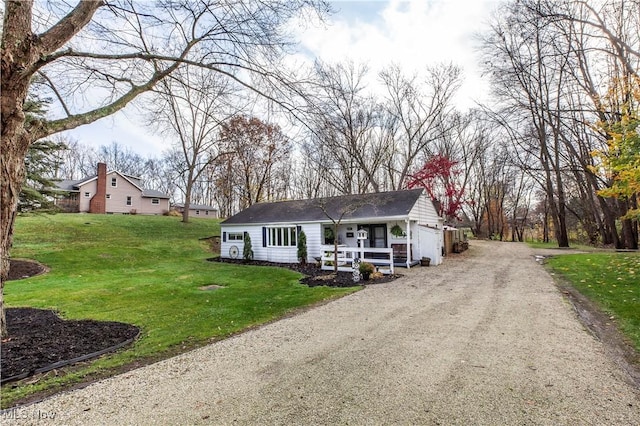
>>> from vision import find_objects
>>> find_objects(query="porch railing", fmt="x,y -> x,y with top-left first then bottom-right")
319,245 -> 395,275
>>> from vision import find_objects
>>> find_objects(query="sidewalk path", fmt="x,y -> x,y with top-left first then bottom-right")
8,241 -> 639,425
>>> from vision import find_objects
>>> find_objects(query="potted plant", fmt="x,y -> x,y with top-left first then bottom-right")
390,223 -> 406,238
359,262 -> 375,280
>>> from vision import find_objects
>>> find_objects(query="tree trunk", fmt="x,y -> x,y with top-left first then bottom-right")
0,139 -> 30,337
1,22 -> 33,336
182,168 -> 195,223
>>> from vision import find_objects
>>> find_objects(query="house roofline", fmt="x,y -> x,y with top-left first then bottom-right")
220,215 -> 419,227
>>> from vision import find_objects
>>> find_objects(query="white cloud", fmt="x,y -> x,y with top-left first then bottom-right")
296,0 -> 497,108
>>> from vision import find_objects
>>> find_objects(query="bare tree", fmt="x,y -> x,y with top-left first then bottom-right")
306,61 -> 392,194
151,65 -> 234,222
380,63 -> 462,189
479,0 -> 639,248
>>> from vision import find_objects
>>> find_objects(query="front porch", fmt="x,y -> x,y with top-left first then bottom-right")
320,245 -> 395,274
319,220 -> 422,274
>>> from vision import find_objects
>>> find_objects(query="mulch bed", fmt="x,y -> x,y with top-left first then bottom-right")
210,257 -> 402,287
2,260 -> 139,385
7,259 -> 48,281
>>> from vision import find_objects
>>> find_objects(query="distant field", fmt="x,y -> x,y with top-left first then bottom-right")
3,214 -> 358,406
545,252 -> 640,352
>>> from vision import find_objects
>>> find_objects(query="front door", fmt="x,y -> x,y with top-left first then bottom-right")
371,224 -> 387,248
358,224 -> 387,249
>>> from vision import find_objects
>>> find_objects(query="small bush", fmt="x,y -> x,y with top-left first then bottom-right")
297,229 -> 307,264
243,232 -> 253,261
359,262 -> 375,275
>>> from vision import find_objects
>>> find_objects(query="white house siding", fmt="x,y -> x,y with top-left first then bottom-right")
418,225 -> 444,265
408,194 -> 441,227
221,223 -> 322,263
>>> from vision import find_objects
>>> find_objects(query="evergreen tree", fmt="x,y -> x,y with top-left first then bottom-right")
18,97 -> 67,212
243,232 -> 254,261
297,229 -> 307,264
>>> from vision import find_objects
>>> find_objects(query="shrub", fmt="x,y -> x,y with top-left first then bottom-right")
359,262 -> 375,275
243,232 -> 253,261
297,229 -> 307,264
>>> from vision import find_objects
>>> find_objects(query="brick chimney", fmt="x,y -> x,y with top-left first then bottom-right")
89,162 -> 107,214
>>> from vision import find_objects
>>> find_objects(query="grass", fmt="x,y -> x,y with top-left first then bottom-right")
526,240 -> 599,251
2,214 -> 359,407
545,252 -> 640,352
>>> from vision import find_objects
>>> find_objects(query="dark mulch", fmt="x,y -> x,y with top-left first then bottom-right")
210,256 -> 402,287
2,260 -> 139,385
7,259 -> 47,281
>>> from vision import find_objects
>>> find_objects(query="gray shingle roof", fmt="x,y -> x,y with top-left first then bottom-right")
141,189 -> 170,199
55,179 -> 86,191
221,189 -> 424,225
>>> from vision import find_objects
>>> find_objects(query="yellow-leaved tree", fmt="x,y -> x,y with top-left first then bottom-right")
592,76 -> 640,223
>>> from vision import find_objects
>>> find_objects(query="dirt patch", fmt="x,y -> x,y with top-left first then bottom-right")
199,284 -> 225,291
210,256 -> 402,287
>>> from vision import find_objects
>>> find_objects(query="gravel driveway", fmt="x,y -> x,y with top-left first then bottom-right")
7,241 -> 639,425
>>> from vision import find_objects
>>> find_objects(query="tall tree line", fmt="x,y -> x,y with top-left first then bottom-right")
479,0 -> 639,249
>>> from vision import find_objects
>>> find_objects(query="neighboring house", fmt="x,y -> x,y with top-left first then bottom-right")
55,163 -> 170,215
172,203 -> 218,219
220,189 -> 445,273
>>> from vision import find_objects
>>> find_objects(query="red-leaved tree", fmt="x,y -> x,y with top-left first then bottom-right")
407,154 -> 465,222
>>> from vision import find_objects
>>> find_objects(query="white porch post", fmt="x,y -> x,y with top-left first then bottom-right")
406,219 -> 411,269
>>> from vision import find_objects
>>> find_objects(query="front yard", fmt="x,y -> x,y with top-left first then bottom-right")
2,214 -> 358,407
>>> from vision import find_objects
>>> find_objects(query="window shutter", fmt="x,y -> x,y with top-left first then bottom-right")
222,232 -> 227,242
296,225 -> 301,243
262,227 -> 267,247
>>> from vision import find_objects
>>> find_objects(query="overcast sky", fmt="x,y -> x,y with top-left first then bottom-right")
61,0 -> 499,157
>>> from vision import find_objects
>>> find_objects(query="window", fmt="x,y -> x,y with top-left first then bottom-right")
84,192 -> 91,198
195,210 -> 200,215
205,210 -> 209,215
268,227 -> 297,247
228,232 -> 243,241
151,198 -> 159,205
111,177 -> 117,187
106,194 -> 111,199
323,226 -> 335,245
126,196 -> 132,206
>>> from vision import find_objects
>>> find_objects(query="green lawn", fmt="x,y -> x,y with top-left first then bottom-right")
2,214 -> 358,407
526,240 -> 598,251
545,252 -> 640,351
